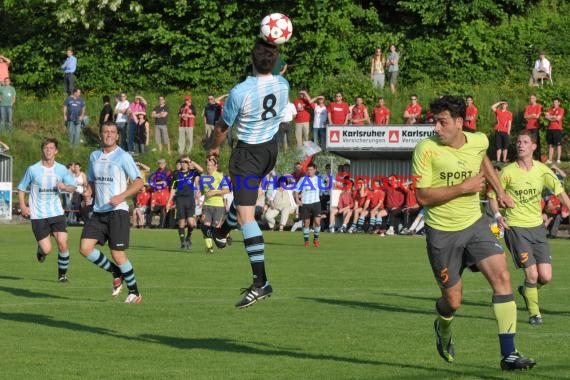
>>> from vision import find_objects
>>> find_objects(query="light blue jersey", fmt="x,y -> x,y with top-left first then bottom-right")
17,161 -> 75,219
223,75 -> 289,144
88,147 -> 141,213
295,175 -> 321,204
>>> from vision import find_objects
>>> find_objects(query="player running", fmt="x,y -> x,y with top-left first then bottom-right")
412,95 -> 535,371
204,38 -> 289,309
489,130 -> 570,325
17,138 -> 76,282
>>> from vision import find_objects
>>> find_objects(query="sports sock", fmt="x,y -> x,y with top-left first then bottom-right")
205,237 -> 213,249
303,227 -> 310,242
118,260 -> 139,295
86,249 -> 121,277
186,226 -> 193,241
178,227 -> 185,243
357,216 -> 365,227
242,221 -> 266,287
370,217 -> 377,228
492,294 -> 517,357
435,298 -> 455,345
58,251 -> 70,276
314,226 -> 320,240
219,201 -> 238,236
523,281 -> 540,316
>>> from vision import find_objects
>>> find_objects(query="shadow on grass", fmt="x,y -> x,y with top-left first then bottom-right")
0,311 -> 532,380
378,291 -> 491,308
0,285 -> 70,300
299,297 -> 494,321
0,275 -> 22,280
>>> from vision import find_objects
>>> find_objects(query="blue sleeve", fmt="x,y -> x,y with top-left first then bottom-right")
122,153 -> 142,181
17,167 -> 33,191
59,166 -> 76,186
222,90 -> 240,127
87,153 -> 95,182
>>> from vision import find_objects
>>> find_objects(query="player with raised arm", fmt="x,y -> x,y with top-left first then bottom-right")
489,130 -> 570,325
17,138 -> 76,282
412,95 -> 535,371
205,38 -> 289,309
79,122 -> 144,304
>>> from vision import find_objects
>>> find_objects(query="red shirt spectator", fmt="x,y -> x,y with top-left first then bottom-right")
385,180 -> 405,209
373,105 -> 390,125
546,105 -> 565,130
151,188 -> 171,207
337,190 -> 354,209
404,102 -> 422,125
293,96 -> 311,123
352,185 -> 370,208
494,109 -> 512,133
524,99 -> 542,130
367,188 -> 385,209
328,93 -> 350,124
464,103 -> 478,131
179,96 -> 196,128
136,187 -> 152,207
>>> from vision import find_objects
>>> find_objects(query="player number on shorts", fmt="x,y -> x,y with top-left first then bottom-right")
261,94 -> 277,120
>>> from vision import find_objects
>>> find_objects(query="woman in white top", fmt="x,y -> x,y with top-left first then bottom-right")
312,95 -> 328,148
370,48 -> 386,89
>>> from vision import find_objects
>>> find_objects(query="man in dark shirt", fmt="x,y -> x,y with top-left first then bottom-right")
151,95 -> 171,154
99,95 -> 113,132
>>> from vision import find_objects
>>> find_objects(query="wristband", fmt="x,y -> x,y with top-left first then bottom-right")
494,212 -> 503,221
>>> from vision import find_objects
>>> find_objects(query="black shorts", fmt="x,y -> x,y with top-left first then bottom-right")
425,216 -> 505,289
229,137 -> 278,206
81,210 -> 130,250
504,225 -> 551,269
495,132 -> 510,150
31,215 -> 67,241
175,196 -> 196,220
300,202 -> 322,220
546,130 -> 562,146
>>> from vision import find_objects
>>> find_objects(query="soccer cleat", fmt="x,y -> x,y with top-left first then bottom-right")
185,240 -> 192,251
112,276 -> 124,297
500,351 -> 536,371
36,246 -> 46,263
180,242 -> 186,249
58,274 -> 68,283
226,235 -> 233,246
338,226 -> 347,233
517,285 -> 530,312
235,283 -> 273,309
434,319 -> 455,363
304,241 -> 310,248
313,240 -> 320,248
386,226 -> 395,236
529,315 -> 543,325
124,293 -> 143,304
206,247 -> 214,254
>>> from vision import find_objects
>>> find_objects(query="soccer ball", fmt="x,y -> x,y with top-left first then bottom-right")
259,13 -> 293,45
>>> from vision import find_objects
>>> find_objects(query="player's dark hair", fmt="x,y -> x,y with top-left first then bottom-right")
553,97 -> 561,102
101,121 -> 119,133
429,95 -> 466,120
518,129 -> 537,144
251,38 -> 279,74
308,163 -> 317,169
41,138 -> 59,150
102,95 -> 110,103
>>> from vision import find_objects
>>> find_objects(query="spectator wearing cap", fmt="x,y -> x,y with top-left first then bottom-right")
127,95 -> 147,152
529,51 -> 551,86
311,95 -> 328,148
178,95 -> 196,155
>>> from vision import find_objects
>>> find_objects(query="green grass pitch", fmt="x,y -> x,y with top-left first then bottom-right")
1,224 -> 569,379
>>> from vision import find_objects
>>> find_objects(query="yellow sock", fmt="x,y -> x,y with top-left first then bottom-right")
493,299 -> 517,334
205,238 -> 213,249
523,285 -> 541,317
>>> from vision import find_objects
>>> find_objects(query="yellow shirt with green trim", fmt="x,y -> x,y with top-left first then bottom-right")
489,160 -> 563,228
412,131 -> 488,231
202,170 -> 227,207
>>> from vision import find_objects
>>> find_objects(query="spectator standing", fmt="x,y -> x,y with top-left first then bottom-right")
328,92 -> 350,125
127,95 -> 147,152
114,93 -> 130,151
387,44 -> 399,94
0,54 -> 11,80
350,96 -> 370,125
372,97 -> 390,125
178,95 -> 196,155
529,51 -> 551,86
202,94 -> 222,149
312,95 -> 328,148
63,88 -> 86,147
17,138 -> 76,282
491,100 -> 513,163
293,90 -> 312,148
134,113 -> 150,155
60,49 -> 77,95
279,100 -> 297,151
523,95 -> 543,160
0,77 -> 16,133
370,48 -> 386,89
78,122 -> 144,304
404,95 -> 422,125
545,97 -> 564,164
99,95 -> 113,132
463,95 -> 478,132
151,95 -> 171,154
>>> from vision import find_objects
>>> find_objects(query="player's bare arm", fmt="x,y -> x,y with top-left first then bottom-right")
109,177 -> 144,207
481,156 -> 514,208
208,119 -> 229,157
416,172 -> 485,207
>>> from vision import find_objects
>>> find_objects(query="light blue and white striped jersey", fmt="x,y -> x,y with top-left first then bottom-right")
223,75 -> 289,144
17,161 -> 75,219
295,175 -> 321,204
87,147 -> 141,213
